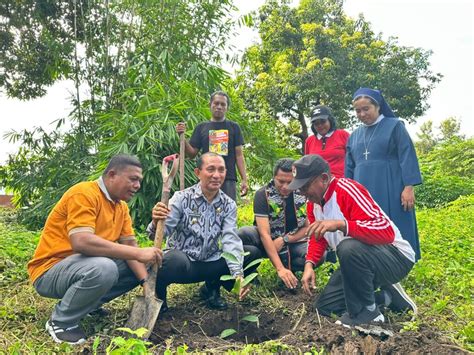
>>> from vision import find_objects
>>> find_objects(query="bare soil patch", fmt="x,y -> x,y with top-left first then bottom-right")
147,288 -> 468,353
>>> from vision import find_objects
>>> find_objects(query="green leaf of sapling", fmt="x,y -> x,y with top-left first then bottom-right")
220,328 -> 237,338
243,258 -> 263,271
242,273 -> 258,287
221,252 -> 239,263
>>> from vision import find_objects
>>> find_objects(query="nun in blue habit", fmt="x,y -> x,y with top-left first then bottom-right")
345,88 -> 422,260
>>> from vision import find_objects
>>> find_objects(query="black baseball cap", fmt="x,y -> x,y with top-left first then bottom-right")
288,155 -> 330,190
310,105 -> 332,122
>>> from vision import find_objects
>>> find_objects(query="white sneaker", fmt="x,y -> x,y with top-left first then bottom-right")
336,307 -> 385,328
46,320 -> 86,345
384,283 -> 417,315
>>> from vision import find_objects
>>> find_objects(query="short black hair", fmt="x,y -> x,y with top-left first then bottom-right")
196,152 -> 224,169
273,158 -> 295,176
103,154 -> 142,176
210,91 -> 231,108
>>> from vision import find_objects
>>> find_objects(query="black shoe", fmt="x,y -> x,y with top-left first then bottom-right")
155,298 -> 169,320
335,307 -> 384,328
199,284 -> 211,301
156,286 -> 168,314
200,284 -> 227,310
89,307 -> 111,317
207,290 -> 228,310
46,320 -> 86,345
335,312 -> 353,328
383,283 -> 417,315
375,289 -> 389,308
160,300 -> 169,313
157,301 -> 169,319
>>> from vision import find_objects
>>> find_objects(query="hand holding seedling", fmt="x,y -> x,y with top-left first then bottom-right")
237,276 -> 251,300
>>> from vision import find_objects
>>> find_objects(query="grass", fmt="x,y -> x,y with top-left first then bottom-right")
404,195 -> 474,348
0,195 -> 473,352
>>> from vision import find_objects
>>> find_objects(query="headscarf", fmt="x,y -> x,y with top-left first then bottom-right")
352,87 -> 396,118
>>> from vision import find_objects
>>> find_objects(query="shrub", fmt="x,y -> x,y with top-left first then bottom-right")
236,199 -> 254,227
416,172 -> 474,209
416,138 -> 474,208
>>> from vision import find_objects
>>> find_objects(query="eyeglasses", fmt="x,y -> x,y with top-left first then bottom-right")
321,136 -> 327,150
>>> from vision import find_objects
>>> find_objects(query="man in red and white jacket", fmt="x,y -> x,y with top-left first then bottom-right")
288,154 -> 417,327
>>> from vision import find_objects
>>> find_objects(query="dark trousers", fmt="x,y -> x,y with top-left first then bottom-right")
155,245 -> 261,301
221,179 -> 237,201
237,226 -> 307,272
316,239 -> 414,317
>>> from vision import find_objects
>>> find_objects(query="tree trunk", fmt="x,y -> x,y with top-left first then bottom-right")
296,111 -> 308,155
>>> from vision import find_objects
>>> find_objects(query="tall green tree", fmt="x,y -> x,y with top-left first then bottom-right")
414,117 -> 472,208
0,0 -> 236,108
0,0 -> 246,229
235,0 -> 442,152
415,120 -> 437,155
416,137 -> 474,209
415,117 -> 465,154
439,117 -> 464,142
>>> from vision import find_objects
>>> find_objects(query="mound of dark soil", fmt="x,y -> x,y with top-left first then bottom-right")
149,288 -> 468,353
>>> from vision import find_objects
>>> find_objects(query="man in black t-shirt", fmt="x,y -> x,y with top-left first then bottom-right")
176,91 -> 248,201
237,159 -> 309,289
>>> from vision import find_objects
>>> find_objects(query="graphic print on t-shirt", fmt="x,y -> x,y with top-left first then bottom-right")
209,129 -> 229,156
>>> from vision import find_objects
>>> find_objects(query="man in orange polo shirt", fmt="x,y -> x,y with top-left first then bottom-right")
28,154 -> 162,345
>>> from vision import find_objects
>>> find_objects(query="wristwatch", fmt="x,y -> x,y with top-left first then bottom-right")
283,235 -> 290,245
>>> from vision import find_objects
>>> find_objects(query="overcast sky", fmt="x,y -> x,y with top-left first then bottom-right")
0,0 -> 472,163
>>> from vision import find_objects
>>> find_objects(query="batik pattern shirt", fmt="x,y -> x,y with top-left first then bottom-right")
253,180 -> 307,239
147,183 -> 244,276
